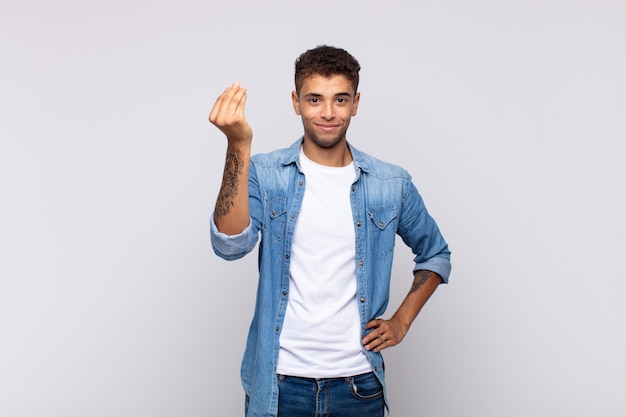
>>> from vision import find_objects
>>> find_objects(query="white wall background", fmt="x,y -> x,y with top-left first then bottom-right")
1,1 -> 624,416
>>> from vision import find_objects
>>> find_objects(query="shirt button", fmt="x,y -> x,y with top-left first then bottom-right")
291,214 -> 295,219
356,221 -> 362,227
360,298 -> 365,303
299,181 -> 303,186
379,222 -> 384,227
282,291 -> 287,296
275,326 -> 280,332
352,186 -> 356,192
271,210 -> 276,216
285,254 -> 290,259
358,261 -> 364,266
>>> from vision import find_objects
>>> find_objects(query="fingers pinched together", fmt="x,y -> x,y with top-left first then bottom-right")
209,82 -> 253,144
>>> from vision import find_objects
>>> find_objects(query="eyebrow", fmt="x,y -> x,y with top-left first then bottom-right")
303,92 -> 353,98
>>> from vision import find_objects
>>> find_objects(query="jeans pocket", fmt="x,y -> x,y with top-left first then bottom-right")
348,373 -> 383,400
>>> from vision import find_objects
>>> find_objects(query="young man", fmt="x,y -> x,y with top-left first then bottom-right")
209,45 -> 451,417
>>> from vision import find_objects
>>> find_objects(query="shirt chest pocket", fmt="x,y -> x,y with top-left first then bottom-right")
268,197 -> 288,244
367,207 -> 397,259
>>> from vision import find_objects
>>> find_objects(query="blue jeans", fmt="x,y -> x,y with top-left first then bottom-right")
275,372 -> 384,417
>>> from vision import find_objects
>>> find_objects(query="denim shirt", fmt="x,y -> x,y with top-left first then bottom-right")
211,138 -> 451,417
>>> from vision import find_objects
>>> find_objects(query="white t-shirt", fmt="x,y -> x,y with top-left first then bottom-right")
276,149 -> 372,378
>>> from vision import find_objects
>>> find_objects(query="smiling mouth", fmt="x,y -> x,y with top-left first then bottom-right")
317,124 -> 339,131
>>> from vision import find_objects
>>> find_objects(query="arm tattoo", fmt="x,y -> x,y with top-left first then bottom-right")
215,149 -> 244,218
409,270 -> 432,294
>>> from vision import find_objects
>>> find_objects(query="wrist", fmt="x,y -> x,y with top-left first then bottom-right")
227,138 -> 252,153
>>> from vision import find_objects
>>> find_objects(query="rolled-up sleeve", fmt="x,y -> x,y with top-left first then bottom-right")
210,215 -> 256,260
413,255 -> 451,284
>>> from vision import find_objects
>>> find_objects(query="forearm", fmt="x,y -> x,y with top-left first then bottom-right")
214,142 -> 251,235
390,270 -> 442,332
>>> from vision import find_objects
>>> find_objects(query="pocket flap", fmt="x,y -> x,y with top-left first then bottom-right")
269,198 -> 287,219
367,207 -> 397,230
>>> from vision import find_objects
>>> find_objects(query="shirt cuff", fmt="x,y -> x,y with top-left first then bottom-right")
413,256 -> 452,284
210,214 -> 253,260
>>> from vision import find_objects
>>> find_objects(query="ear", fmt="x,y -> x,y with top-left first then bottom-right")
291,91 -> 301,115
352,92 -> 361,116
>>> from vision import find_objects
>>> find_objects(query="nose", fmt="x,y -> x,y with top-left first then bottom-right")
320,102 -> 334,120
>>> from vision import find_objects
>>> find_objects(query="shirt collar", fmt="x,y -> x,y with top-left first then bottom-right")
280,136 -> 371,173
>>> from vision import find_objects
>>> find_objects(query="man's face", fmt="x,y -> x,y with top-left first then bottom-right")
292,74 -> 360,151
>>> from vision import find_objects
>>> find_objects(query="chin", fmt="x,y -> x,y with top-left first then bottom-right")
307,133 -> 346,149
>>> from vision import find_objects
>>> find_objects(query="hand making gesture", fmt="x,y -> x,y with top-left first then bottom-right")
209,82 -> 253,146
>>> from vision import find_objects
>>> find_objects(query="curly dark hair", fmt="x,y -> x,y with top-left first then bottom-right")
294,45 -> 361,95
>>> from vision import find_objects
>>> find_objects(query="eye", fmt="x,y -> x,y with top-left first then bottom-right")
309,97 -> 319,104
